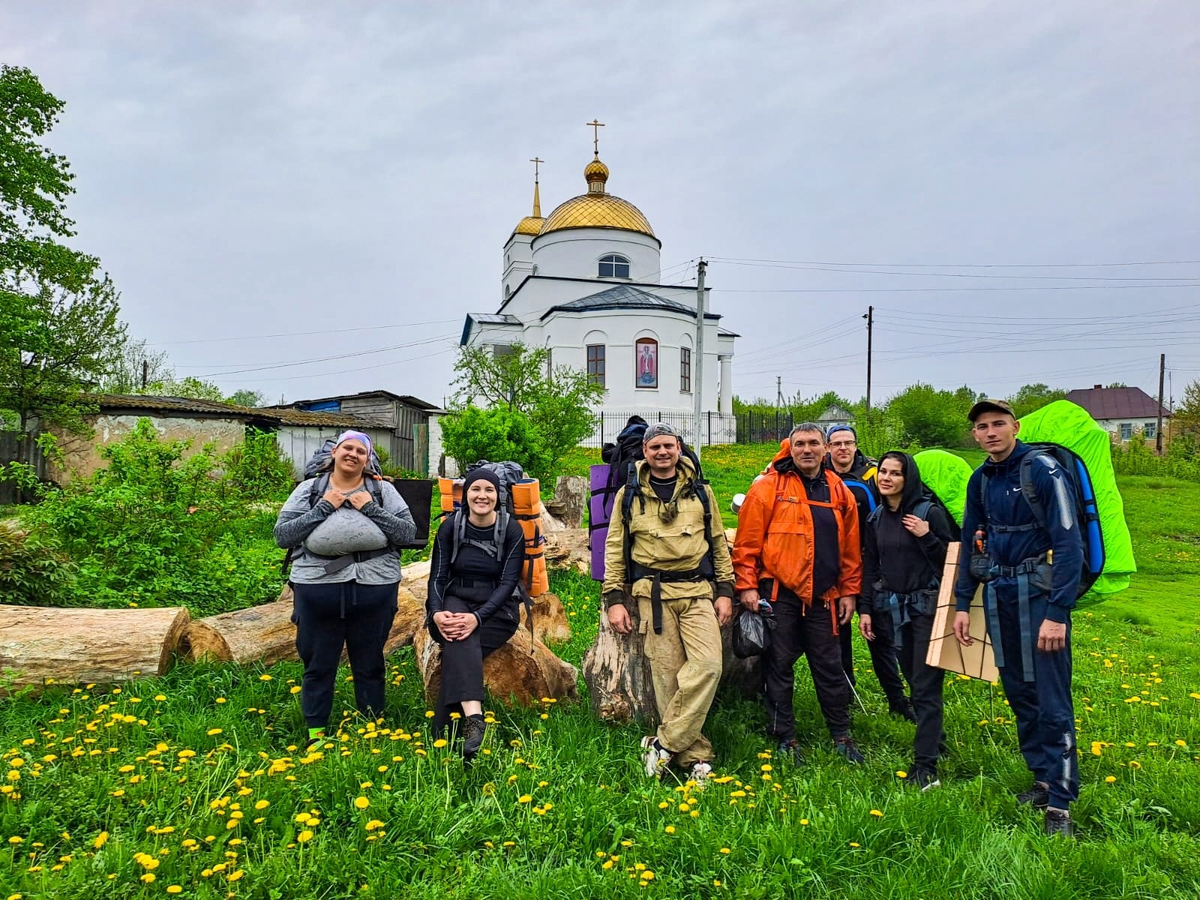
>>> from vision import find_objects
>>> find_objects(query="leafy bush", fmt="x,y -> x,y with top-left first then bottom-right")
439,405 -> 552,480
886,383 -> 975,448
0,521 -> 77,606
1111,436 -> 1200,481
222,428 -> 296,501
19,419 -> 286,615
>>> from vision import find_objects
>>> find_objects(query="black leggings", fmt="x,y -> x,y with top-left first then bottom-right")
428,593 -> 517,731
293,580 -> 398,729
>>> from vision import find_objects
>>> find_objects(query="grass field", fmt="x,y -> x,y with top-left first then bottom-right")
0,451 -> 1197,898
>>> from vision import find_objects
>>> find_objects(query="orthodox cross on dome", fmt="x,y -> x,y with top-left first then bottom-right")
586,119 -> 605,157
529,156 -> 543,217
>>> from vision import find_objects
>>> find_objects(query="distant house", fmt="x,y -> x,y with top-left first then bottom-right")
47,395 -> 390,483
275,391 -> 446,476
815,404 -> 855,431
1066,385 -> 1171,442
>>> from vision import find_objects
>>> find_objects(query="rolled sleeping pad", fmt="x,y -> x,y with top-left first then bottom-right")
588,464 -> 614,582
511,478 -> 549,597
438,477 -> 463,514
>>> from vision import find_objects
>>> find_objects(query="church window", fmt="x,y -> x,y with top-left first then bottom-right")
635,338 -> 658,389
599,254 -> 631,279
587,345 -> 606,388
680,347 -> 692,393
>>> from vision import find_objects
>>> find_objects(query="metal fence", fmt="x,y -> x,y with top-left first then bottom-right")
735,410 -> 798,445
581,412 -> 738,448
0,431 -> 49,505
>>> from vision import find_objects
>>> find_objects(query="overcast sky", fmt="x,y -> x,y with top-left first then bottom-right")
5,1 -> 1198,409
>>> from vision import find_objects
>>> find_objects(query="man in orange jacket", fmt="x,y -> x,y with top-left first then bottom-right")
732,423 -> 865,765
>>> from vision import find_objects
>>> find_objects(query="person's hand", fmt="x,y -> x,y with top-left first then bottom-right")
837,596 -> 855,625
346,489 -> 372,510
902,514 -> 930,537
714,596 -> 733,627
739,589 -> 760,612
953,611 -> 973,646
859,613 -> 875,641
456,613 -> 479,640
432,610 -> 456,636
322,489 -> 346,508
607,603 -> 632,635
1037,619 -> 1067,653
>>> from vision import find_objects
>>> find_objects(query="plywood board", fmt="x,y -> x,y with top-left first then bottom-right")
926,542 -> 999,682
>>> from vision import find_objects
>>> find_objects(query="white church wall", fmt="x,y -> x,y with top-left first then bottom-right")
501,233 -> 535,300
531,229 -> 660,283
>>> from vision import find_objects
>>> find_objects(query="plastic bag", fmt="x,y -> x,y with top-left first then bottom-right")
732,609 -> 773,658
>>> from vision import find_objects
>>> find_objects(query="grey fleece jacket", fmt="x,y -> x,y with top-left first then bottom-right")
274,478 -> 416,585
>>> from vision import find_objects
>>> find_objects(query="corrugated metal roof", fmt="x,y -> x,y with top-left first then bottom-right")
1065,387 -> 1171,421
93,394 -> 383,428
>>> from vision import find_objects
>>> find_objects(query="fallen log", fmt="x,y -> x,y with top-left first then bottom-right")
543,475 -> 587,529
413,621 -> 578,708
542,527 -> 591,576
0,605 -> 191,692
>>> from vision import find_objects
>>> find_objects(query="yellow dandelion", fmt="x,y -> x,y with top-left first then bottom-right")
518,795 -> 532,804
641,871 -> 655,881
255,799 -> 269,810
849,842 -> 860,848
140,873 -> 155,884
664,826 -> 675,834
870,809 -> 883,817
432,739 -> 448,749
92,831 -> 109,850
297,830 -> 313,843
206,729 -> 223,737
1105,776 -> 1117,783
166,887 -> 182,895
354,797 -> 370,810
259,674 -> 272,682
228,870 -> 244,882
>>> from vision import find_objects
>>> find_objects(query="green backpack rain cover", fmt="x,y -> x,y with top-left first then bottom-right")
913,449 -> 973,528
1017,400 -> 1136,598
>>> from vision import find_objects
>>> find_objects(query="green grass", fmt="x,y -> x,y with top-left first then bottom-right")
1,460 -> 1198,898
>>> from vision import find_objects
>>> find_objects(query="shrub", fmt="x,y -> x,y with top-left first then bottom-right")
0,521 -> 77,606
439,405 -> 552,480
222,429 -> 295,502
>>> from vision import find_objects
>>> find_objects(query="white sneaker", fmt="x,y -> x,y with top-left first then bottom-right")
689,761 -> 713,788
640,736 -> 672,777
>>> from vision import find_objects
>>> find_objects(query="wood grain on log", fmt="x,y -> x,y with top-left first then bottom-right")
528,591 -> 571,644
542,527 -> 591,576
413,623 -> 578,708
0,605 -> 190,692
581,596 -> 658,724
543,475 -> 587,529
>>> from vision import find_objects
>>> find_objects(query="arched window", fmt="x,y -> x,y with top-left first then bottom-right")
598,254 -> 631,279
635,337 -> 658,389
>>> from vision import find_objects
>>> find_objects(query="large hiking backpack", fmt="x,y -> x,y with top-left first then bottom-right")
981,443 -> 1106,602
304,436 -> 384,480
913,449 -> 973,527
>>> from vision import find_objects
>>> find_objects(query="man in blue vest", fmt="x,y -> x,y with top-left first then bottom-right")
825,425 -> 913,722
953,400 -> 1083,838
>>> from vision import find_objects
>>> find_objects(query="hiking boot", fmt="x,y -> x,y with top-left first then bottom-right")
640,736 -> 673,778
688,761 -> 713,788
910,769 -> 941,792
462,714 -> 487,761
1044,808 -> 1075,838
833,736 -> 865,765
889,699 -> 917,723
1016,782 -> 1050,809
778,739 -> 804,766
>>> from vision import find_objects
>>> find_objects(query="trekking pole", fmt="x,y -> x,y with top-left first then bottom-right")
845,672 -> 868,715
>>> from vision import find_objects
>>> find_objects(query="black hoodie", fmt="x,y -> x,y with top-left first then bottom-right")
859,452 -> 956,612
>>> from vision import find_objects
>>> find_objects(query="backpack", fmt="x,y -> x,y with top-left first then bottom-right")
598,416 -> 649,520
304,436 -> 383,480
866,492 -> 951,586
980,443 -> 1105,602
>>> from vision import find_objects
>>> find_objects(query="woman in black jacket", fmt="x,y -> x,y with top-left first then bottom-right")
427,467 -> 524,761
859,451 -> 956,789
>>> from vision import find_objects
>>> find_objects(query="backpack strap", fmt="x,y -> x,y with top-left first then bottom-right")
1019,452 -> 1047,529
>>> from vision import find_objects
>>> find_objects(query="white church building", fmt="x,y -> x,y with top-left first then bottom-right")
460,144 -> 738,446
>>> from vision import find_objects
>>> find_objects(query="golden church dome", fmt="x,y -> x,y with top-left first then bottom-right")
513,215 -> 544,236
539,155 -> 656,241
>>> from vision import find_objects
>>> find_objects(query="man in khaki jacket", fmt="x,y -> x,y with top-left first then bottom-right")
603,423 -> 735,784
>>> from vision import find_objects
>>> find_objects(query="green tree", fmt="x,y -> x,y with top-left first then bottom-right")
1007,383 -> 1067,418
439,405 -> 551,479
161,377 -> 225,401
886,383 -> 975,448
226,389 -> 268,408
1174,378 -> 1200,435
1,65 -> 124,443
100,335 -> 174,394
448,342 -> 603,477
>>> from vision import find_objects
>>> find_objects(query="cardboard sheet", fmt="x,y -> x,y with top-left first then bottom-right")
926,542 -> 999,682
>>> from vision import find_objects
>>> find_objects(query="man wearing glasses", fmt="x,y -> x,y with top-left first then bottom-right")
825,425 -> 914,723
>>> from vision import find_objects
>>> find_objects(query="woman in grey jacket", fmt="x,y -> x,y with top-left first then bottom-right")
274,431 -> 415,744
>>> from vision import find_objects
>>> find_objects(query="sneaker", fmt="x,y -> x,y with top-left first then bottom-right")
688,761 -> 713,788
1044,808 -> 1075,838
778,739 -> 804,766
889,699 -> 917,723
640,736 -> 673,778
910,769 -> 941,792
832,736 -> 865,765
462,714 -> 487,760
1016,782 -> 1050,809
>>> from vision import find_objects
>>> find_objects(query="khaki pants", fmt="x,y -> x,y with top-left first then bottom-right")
637,594 -> 723,767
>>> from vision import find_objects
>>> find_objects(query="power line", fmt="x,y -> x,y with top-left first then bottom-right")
719,283 -> 1200,294
188,333 -> 457,378
706,255 -> 1200,269
151,317 -> 461,347
708,259 -> 1199,282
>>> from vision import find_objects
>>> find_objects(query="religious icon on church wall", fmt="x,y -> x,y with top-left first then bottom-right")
635,338 -> 658,388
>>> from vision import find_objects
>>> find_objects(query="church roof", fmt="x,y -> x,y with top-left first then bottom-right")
537,154 -> 658,244
539,284 -> 720,321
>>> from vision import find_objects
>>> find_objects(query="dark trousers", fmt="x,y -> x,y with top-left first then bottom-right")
876,610 -> 945,773
764,591 -> 850,741
989,587 -> 1078,809
428,594 -> 517,731
842,617 -> 908,706
293,580 -> 398,729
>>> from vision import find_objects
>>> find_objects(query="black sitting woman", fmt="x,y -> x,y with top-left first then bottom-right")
427,467 -> 524,761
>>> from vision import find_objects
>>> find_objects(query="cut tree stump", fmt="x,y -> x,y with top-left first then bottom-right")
542,528 -> 591,576
529,591 -> 571,644
0,605 -> 191,692
543,475 -> 588,529
413,623 -> 578,708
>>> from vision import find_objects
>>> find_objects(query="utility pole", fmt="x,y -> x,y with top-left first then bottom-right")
863,305 -> 874,411
776,376 -> 783,410
141,359 -> 148,391
1156,353 -> 1166,455
693,259 -> 707,460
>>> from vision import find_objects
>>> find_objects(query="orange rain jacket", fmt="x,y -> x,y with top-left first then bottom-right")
731,440 -> 862,609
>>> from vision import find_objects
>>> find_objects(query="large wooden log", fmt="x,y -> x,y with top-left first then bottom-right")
529,591 -> 571,644
413,621 -> 578,707
544,475 -> 588,529
542,527 -> 591,576
0,605 -> 191,691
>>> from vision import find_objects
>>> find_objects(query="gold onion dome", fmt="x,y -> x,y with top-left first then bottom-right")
514,215 -> 544,236
538,155 -> 656,241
